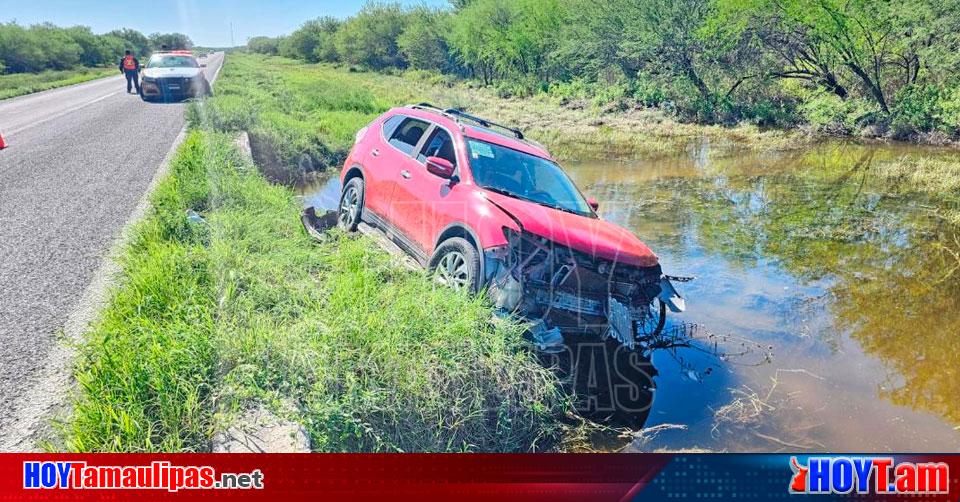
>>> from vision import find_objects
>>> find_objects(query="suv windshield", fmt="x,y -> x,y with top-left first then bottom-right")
466,139 -> 593,217
147,55 -> 199,68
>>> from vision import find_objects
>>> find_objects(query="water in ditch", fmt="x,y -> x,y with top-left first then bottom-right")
299,139 -> 960,452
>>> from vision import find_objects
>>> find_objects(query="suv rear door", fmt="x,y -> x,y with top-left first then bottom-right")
364,114 -> 429,221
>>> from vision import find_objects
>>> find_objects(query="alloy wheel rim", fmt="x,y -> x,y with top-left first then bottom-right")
436,251 -> 469,289
339,186 -> 359,227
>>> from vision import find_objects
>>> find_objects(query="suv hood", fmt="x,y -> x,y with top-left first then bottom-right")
143,67 -> 203,79
482,190 -> 658,267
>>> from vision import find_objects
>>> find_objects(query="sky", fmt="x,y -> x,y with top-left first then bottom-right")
0,0 -> 448,47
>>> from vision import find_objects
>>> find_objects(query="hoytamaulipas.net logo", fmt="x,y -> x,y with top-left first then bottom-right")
24,461 -> 264,492
789,456 -> 949,495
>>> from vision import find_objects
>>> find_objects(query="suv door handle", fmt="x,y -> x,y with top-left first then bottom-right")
371,149 -> 380,157
400,170 -> 411,179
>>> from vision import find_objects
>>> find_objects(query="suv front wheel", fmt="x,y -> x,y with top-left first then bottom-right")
429,237 -> 481,293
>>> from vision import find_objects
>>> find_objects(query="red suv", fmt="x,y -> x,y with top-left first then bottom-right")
338,103 -> 685,345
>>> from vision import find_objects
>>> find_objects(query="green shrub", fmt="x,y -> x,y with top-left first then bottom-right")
591,81 -> 631,109
493,75 -> 542,98
547,78 -> 590,104
935,85 -> 960,134
631,79 -> 669,108
891,85 -> 942,137
798,91 -> 879,134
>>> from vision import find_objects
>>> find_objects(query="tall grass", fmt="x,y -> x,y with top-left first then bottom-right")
66,130 -> 570,452
67,133 -> 216,451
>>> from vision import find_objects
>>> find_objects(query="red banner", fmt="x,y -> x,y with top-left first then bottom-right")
2,454 -> 959,501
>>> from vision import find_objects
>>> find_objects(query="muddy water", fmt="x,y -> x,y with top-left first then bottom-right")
567,140 -> 960,452
299,140 -> 960,452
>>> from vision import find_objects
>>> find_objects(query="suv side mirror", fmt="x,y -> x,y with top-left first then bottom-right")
426,156 -> 455,179
587,197 -> 600,211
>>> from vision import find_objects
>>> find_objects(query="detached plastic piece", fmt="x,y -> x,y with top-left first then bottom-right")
658,277 -> 686,313
527,319 -> 565,353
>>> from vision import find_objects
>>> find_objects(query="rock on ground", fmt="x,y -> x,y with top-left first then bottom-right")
212,404 -> 310,453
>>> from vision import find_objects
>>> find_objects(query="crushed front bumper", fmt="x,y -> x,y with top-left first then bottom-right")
484,237 -> 690,349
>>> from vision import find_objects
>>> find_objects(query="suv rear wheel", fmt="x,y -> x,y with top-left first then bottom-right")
429,237 -> 481,292
338,177 -> 364,231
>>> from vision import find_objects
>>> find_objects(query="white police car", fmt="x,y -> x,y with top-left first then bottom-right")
141,51 -> 212,102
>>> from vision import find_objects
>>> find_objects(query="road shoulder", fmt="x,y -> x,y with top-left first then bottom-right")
0,127 -> 189,452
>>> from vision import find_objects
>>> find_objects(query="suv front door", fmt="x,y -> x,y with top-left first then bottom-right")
389,124 -> 462,255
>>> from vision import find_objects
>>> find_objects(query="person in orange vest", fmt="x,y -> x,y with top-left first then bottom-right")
118,50 -> 141,94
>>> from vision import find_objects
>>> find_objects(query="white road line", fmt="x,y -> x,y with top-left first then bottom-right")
8,90 -> 123,136
5,52 -> 224,138
0,128 -> 190,452
0,52 -> 226,451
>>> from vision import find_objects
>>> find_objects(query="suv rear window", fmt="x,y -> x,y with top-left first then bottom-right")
387,117 -> 429,155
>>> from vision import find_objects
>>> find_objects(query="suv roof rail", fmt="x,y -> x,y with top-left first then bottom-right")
408,102 -> 525,140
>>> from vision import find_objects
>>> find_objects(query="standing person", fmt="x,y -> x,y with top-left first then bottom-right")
119,50 -> 141,95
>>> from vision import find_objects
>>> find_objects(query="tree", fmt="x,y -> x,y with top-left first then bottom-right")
397,7 -> 453,71
0,23 -> 43,72
334,2 -> 408,69
149,32 -> 193,51
278,17 -> 340,62
448,0 -> 566,83
31,23 -> 83,70
247,36 -> 283,55
553,0 -> 630,82
65,26 -> 122,66
714,0 -> 960,114
618,0 -> 718,101
107,28 -> 151,57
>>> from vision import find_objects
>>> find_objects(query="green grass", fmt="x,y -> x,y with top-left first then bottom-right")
191,53 -> 809,185
0,67 -> 116,100
66,130 -> 570,452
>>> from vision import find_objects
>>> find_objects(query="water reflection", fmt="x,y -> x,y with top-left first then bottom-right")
566,140 -> 960,451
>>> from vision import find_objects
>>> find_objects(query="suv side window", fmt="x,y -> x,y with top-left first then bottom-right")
387,117 -> 429,155
381,115 -> 405,139
416,128 -> 457,166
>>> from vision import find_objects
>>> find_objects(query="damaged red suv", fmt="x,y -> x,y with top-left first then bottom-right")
338,103 -> 685,345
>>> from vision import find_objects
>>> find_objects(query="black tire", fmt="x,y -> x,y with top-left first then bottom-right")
337,177 -> 364,231
634,299 -> 667,338
428,237 -> 481,293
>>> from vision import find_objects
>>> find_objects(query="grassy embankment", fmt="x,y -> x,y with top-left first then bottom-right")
0,67 -> 116,100
66,131 -> 569,452
65,53 -> 578,452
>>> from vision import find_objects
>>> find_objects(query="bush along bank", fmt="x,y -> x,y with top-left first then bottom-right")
247,0 -> 960,146
65,130 -> 574,452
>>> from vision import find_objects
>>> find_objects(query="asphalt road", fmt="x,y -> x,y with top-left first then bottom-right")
0,52 -> 224,445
